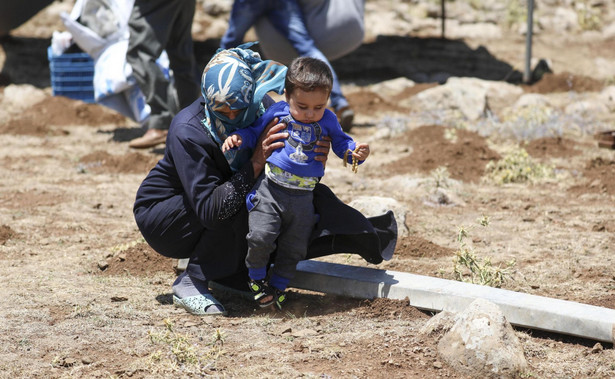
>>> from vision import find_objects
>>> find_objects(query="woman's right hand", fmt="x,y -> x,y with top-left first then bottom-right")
251,117 -> 288,177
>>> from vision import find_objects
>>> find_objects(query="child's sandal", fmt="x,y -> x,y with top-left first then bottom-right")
272,288 -> 287,310
248,279 -> 275,308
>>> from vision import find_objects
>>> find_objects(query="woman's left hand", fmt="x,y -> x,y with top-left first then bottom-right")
314,136 -> 331,167
251,118 -> 288,177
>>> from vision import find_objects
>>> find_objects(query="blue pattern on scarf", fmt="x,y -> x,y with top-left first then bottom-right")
200,42 -> 287,172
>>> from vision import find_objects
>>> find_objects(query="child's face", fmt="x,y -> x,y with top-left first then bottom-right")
286,88 -> 329,124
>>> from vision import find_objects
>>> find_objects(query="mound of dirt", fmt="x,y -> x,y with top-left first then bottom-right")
524,137 -> 581,159
574,157 -> 615,195
395,236 -> 455,259
0,96 -> 127,136
381,124 -> 501,183
522,72 -> 606,94
0,224 -> 18,245
100,242 -> 174,277
79,151 -> 160,174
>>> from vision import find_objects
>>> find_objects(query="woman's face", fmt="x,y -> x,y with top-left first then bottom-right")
215,104 -> 244,120
286,87 -> 329,124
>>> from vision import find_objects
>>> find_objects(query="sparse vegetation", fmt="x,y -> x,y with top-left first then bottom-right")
484,146 -> 555,184
505,0 -> 528,27
148,319 -> 225,371
576,0 -> 602,31
451,216 -> 516,288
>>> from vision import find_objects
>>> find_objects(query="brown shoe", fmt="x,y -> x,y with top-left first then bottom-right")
336,106 -> 354,133
129,128 -> 168,149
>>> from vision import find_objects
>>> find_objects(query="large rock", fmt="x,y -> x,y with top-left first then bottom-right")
348,196 -> 408,237
437,298 -> 528,378
401,77 -> 522,121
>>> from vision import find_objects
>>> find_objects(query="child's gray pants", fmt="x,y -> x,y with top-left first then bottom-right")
246,176 -> 316,280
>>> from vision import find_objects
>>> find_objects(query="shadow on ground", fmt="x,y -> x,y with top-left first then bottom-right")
1,35 -> 523,89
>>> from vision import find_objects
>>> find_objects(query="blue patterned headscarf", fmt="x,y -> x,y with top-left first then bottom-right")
201,42 -> 287,171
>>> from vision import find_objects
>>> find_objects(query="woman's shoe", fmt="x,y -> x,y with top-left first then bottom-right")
173,293 -> 227,316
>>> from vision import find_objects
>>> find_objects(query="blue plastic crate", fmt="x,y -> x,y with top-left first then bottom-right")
47,46 -> 95,103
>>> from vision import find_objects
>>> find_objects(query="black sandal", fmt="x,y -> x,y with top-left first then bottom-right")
272,288 -> 287,310
248,279 -> 275,308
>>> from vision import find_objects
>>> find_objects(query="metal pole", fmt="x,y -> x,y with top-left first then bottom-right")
441,0 -> 446,38
523,0 -> 534,83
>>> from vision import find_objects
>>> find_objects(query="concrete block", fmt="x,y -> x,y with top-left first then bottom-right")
290,260 -> 615,344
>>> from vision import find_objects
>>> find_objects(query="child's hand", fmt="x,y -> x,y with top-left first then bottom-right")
353,143 -> 370,161
222,134 -> 243,152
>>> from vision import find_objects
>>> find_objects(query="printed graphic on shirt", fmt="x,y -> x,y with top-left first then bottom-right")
282,116 -> 322,154
289,144 -> 308,163
266,163 -> 318,190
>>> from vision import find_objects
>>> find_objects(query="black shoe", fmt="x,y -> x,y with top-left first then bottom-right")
336,106 -> 354,132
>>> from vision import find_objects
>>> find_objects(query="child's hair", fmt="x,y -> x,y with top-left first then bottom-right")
285,57 -> 333,96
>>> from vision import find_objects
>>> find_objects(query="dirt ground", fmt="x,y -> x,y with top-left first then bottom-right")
1,1 -> 615,378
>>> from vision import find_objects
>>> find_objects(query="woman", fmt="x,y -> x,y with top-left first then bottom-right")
133,43 -> 396,316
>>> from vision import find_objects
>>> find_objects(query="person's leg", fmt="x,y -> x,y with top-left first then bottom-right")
166,0 -> 199,109
133,192 -> 226,315
245,180 -> 282,276
126,0 -> 186,148
245,179 -> 283,305
268,0 -> 349,112
220,0 -> 268,48
271,189 -> 315,289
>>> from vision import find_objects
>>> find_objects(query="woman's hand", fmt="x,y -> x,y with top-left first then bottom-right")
251,117 -> 288,177
314,136 -> 332,168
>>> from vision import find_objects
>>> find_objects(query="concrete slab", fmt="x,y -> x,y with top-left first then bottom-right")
290,260 -> 615,344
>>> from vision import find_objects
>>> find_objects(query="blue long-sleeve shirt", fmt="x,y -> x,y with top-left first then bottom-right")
232,101 -> 358,178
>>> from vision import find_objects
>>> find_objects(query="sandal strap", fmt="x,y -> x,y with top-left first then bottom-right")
274,290 -> 287,310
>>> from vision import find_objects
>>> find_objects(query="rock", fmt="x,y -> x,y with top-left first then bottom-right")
437,298 -> 528,378
348,196 -> 408,237
2,84 -> 48,111
97,260 -> 109,271
600,85 -> 615,112
419,310 -> 457,338
591,342 -> 604,353
512,93 -> 553,109
402,77 -> 503,121
564,97 -> 610,116
369,77 -> 416,98
604,21 -> 615,38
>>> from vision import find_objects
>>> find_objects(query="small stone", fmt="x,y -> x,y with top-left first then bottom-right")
591,343 -> 603,353
61,357 -> 77,367
433,360 -> 443,369
97,260 -> 109,271
81,356 -> 93,365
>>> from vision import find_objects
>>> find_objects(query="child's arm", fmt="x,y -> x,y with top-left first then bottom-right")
222,134 -> 244,152
233,103 -> 282,150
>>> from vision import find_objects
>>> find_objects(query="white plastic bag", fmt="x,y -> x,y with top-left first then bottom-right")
59,0 -> 156,122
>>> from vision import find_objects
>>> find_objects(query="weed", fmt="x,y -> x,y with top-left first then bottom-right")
576,1 -> 602,31
505,0 -> 528,27
149,319 -> 198,365
148,319 -> 225,370
109,238 -> 145,254
443,127 -> 457,143
484,147 -> 554,184
451,216 -> 516,288
429,166 -> 451,190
